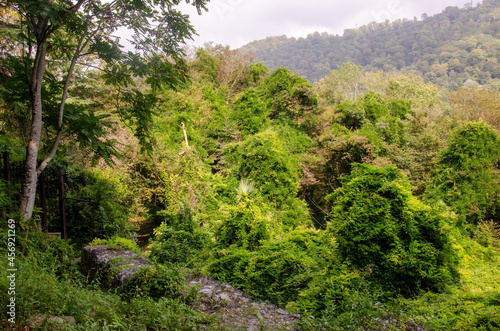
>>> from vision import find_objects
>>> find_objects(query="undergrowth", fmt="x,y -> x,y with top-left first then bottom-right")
0,232 -> 219,330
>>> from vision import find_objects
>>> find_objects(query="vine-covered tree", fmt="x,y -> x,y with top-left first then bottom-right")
0,0 -> 209,221
425,122 -> 500,226
328,163 -> 458,295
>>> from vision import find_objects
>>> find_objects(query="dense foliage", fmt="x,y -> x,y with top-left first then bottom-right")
329,164 -> 458,296
242,0 -> 500,89
2,3 -> 500,327
426,122 -> 500,226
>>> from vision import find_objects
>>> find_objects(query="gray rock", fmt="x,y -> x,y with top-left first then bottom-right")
80,245 -> 151,293
188,275 -> 299,330
27,315 -> 76,328
63,316 -> 76,324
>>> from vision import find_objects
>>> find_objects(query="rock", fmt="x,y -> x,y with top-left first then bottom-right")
26,315 -> 45,328
80,245 -> 151,293
63,316 -> 76,324
188,275 -> 299,330
79,245 -> 299,329
48,316 -> 66,324
27,315 -> 76,328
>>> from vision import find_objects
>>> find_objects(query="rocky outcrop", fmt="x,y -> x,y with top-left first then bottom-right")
80,245 -> 300,330
188,276 -> 300,330
80,245 -> 151,293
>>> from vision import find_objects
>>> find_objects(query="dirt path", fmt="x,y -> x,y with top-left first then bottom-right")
136,219 -> 155,248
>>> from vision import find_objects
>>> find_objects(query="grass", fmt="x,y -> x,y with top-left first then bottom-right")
2,227 -> 500,330
0,232 -> 219,331
296,230 -> 500,330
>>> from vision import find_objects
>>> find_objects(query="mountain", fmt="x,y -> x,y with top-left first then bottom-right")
240,0 -> 500,89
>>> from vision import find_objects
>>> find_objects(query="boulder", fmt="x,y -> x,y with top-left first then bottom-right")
80,245 -> 151,293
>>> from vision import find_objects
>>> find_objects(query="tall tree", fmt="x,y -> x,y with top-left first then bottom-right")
0,0 -> 209,221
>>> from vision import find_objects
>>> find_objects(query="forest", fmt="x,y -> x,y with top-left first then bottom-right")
1,0 -> 500,330
241,0 -> 500,87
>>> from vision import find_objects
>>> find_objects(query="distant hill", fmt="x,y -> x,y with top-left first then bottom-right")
240,0 -> 500,89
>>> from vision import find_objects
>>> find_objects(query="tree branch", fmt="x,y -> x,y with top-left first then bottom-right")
37,32 -> 90,175
0,21 -> 19,29
69,0 -> 89,13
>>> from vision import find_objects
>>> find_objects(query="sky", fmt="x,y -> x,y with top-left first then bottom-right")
174,0 -> 478,49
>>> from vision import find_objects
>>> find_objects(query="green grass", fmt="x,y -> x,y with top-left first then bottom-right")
0,232 -> 218,330
398,236 -> 500,331
297,230 -> 500,330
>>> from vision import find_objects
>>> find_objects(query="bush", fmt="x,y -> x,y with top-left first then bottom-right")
0,179 -> 12,211
214,199 -> 270,251
426,121 -> 500,226
226,129 -> 301,208
328,163 -> 459,296
149,207 -> 208,266
123,264 -> 188,301
259,67 -> 318,125
336,100 -> 366,129
90,236 -> 140,254
63,166 -> 136,246
230,88 -> 270,135
209,228 -> 332,307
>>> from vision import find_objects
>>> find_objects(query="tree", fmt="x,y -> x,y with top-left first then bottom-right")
0,0 -> 209,221
328,163 -> 458,295
190,42 -> 254,92
425,122 -> 500,226
450,87 -> 500,131
315,62 -> 364,106
258,67 -> 318,126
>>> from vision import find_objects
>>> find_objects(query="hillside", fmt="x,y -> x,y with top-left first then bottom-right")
241,0 -> 500,88
2,2 -> 500,330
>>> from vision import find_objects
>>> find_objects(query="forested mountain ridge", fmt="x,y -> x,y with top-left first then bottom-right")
241,0 -> 500,88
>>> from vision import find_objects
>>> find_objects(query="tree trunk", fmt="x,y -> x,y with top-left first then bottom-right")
19,38 -> 47,221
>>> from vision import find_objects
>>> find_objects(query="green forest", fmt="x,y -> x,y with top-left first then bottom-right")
242,0 -> 500,87
1,0 -> 500,330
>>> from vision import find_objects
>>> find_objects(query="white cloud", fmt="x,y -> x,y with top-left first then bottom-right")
176,0 -> 474,49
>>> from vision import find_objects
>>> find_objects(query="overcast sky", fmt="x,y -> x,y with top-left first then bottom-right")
175,0 -> 478,49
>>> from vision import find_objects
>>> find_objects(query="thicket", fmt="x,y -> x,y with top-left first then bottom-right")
2,40 -> 500,330
426,121 -> 500,227
328,164 -> 459,296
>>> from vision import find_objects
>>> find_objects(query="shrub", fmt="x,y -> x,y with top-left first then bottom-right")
259,67 -> 318,125
63,166 -> 136,246
0,179 -> 12,211
149,206 -> 208,266
328,163 -> 459,296
227,129 -> 301,208
336,100 -> 365,129
230,88 -> 270,135
295,267 -> 398,327
90,236 -> 140,254
20,232 -> 79,278
209,228 -> 332,307
334,92 -> 409,145
123,265 -> 187,301
425,122 -> 500,226
214,199 -> 270,251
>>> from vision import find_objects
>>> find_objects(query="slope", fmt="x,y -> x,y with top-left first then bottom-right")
240,0 -> 500,89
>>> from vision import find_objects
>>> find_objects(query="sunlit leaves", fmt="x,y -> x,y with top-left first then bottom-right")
328,163 -> 458,296
425,122 -> 500,225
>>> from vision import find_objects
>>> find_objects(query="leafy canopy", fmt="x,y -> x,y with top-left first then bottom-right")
426,122 -> 500,225
328,163 -> 458,296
